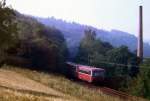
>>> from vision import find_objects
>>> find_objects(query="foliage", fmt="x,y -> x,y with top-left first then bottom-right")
106,46 -> 138,77
75,29 -> 139,90
128,59 -> 150,99
0,7 -> 68,73
76,29 -> 138,76
75,29 -> 113,66
0,0 -> 18,64
37,17 -> 150,58
10,14 -> 68,72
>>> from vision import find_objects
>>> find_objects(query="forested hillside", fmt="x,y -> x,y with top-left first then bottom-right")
35,17 -> 150,58
0,3 -> 68,72
0,1 -> 18,66
75,29 -> 139,89
14,13 -> 68,72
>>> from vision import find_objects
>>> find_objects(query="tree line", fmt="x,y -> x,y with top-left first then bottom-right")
0,0 -> 68,73
74,28 -> 150,100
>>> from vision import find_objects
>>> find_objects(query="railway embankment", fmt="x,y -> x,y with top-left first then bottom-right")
0,65 -> 147,101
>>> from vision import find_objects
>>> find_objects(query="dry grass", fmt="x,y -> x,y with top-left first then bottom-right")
0,67 -> 79,101
0,87 -> 75,101
0,65 -> 148,101
0,88 -> 49,101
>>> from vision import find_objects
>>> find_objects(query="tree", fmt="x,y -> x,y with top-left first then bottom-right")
75,29 -> 113,66
0,0 -> 18,64
129,59 -> 150,99
10,14 -> 68,72
0,0 -> 17,49
106,46 -> 129,76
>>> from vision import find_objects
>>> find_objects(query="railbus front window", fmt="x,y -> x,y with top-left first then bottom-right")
79,70 -> 91,75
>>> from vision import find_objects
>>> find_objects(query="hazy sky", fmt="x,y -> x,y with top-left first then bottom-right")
6,0 -> 150,42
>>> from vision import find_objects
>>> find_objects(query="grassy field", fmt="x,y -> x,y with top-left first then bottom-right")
0,88 -> 55,101
0,65 -> 147,101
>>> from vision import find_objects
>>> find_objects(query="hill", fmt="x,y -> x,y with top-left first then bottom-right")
0,67 -> 79,101
35,17 -> 150,58
1,12 -> 68,72
0,65 -> 142,101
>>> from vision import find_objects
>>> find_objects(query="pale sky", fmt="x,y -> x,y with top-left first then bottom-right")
6,0 -> 150,43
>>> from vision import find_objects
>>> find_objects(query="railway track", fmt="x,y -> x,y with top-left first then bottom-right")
100,87 -> 131,99
74,80 -> 140,101
100,87 -> 142,101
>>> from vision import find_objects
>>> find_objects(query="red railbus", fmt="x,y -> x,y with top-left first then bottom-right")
66,62 -> 105,83
77,65 -> 105,83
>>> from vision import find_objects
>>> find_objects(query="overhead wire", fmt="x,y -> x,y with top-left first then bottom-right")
92,60 -> 150,69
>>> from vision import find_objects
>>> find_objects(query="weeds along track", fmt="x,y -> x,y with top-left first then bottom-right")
100,87 -> 131,99
74,80 -> 140,101
100,87 -> 142,101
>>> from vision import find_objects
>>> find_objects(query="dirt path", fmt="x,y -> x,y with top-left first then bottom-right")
0,69 -> 80,101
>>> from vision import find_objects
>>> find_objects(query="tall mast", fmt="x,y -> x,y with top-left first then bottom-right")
137,5 -> 143,60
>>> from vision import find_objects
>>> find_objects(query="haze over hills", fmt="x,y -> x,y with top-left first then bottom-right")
35,17 -> 150,58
